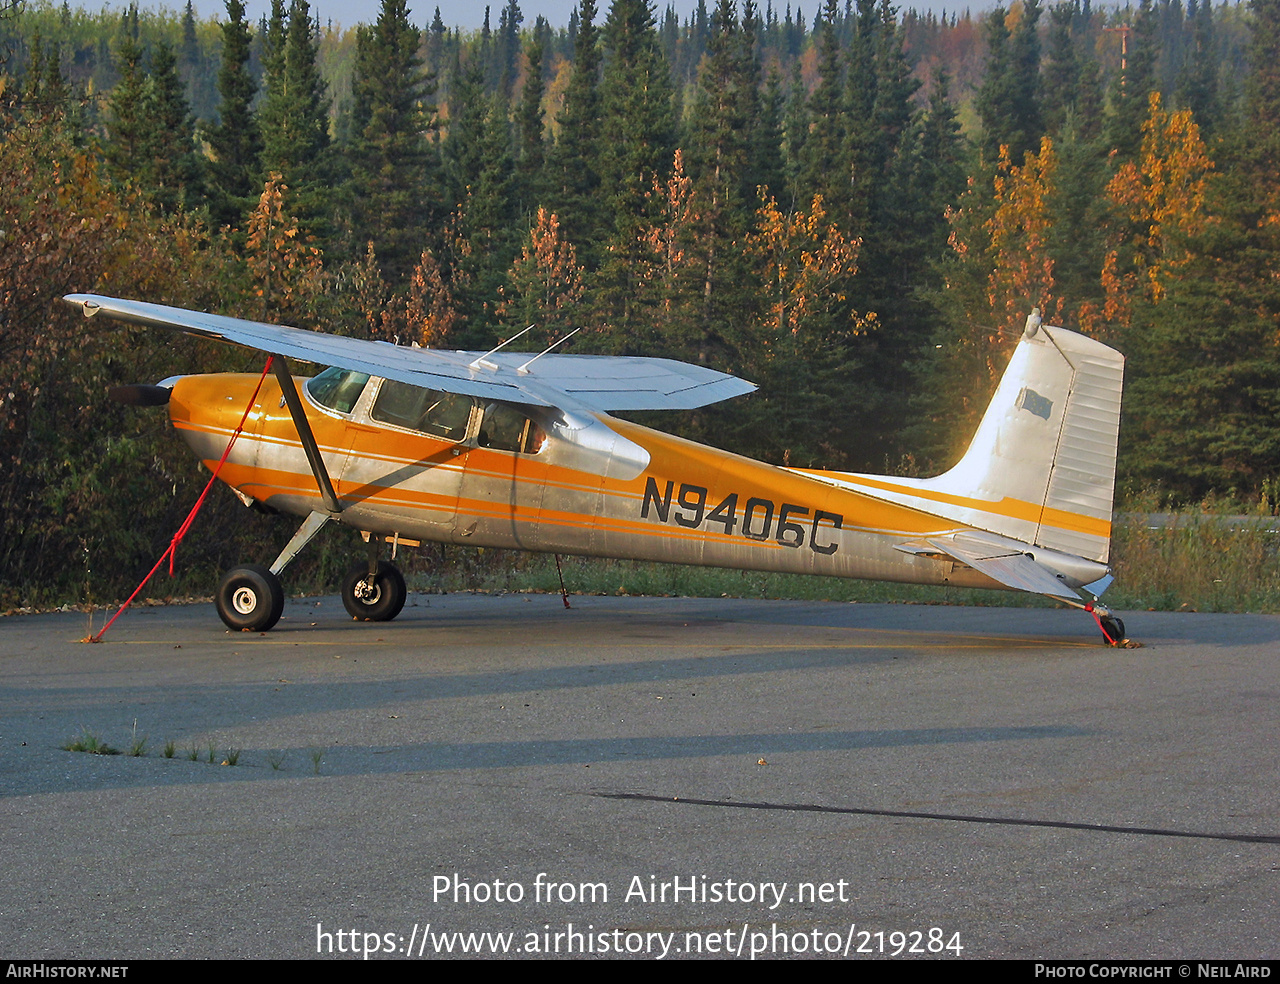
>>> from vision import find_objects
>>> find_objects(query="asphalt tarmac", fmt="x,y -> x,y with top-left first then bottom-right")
2,593 -> 1278,960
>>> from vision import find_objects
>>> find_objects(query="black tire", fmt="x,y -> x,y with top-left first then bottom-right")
342,561 -> 406,622
1100,615 -> 1126,645
216,564 -> 285,631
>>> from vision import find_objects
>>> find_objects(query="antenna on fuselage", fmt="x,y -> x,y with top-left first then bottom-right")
469,325 -> 535,371
517,327 -> 582,375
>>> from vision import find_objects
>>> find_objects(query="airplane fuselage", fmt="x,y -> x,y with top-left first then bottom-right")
168,370 -> 1094,593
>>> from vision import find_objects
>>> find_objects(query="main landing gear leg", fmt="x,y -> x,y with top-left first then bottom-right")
341,536 -> 406,622
215,510 -> 331,632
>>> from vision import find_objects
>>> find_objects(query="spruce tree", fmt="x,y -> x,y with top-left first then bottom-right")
841,0 -> 878,227
687,0 -> 749,211
1043,1 -> 1081,134
106,32 -> 148,178
258,0 -> 331,238
977,2 -> 1044,163
442,54 -> 517,345
515,29 -> 548,212
752,64 -> 787,202
594,0 -> 678,333
347,0 -> 439,284
1177,0 -> 1220,136
457,97 -> 518,346
206,0 -> 262,234
145,41 -> 203,213
598,0 -> 676,238
735,0 -> 765,204
799,0 -> 846,209
781,60 -> 808,205
442,52 -> 490,208
496,0 -> 523,103
681,0 -> 758,369
869,0 -> 920,196
548,0 -> 604,265
1106,0 -> 1159,160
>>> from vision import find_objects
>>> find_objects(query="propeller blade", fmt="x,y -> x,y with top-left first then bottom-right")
107,384 -> 171,407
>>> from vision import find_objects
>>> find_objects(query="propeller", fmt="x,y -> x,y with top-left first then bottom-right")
107,384 -> 171,407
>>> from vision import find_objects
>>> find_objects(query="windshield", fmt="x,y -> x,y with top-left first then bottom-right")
306,367 -> 370,414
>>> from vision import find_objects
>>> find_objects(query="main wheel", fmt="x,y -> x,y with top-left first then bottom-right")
341,561 -> 406,622
1099,615 -> 1126,645
216,564 -> 285,631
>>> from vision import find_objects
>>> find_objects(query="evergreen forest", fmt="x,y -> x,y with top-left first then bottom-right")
3,0 -> 1279,606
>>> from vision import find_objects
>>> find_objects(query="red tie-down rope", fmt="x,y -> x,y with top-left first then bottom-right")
1084,600 -> 1121,646
87,356 -> 275,642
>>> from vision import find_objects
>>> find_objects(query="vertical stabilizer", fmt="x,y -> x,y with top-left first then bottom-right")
918,316 -> 1125,561
817,315 -> 1125,564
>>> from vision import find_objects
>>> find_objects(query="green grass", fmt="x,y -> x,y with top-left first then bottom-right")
62,729 -> 119,755
127,719 -> 147,757
1107,514 -> 1280,613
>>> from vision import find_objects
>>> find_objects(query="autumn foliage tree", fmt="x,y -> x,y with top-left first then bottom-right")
244,173 -> 326,323
1091,93 -> 1213,334
984,139 -> 1063,332
0,111 -> 245,606
931,138 -> 1061,440
738,192 -> 869,466
1108,92 -> 1280,497
496,207 -> 585,338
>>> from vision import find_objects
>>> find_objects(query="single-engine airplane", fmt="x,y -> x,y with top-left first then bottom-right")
65,294 -> 1127,643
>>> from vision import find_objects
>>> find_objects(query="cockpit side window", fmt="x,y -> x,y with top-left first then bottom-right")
371,379 -> 474,442
477,403 -> 547,455
306,367 -> 370,415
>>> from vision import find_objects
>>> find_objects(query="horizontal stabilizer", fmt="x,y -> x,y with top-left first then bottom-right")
897,532 -> 1082,600
64,294 -> 756,414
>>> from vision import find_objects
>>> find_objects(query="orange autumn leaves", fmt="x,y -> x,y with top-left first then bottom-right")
948,92 -> 1214,378
1094,93 -> 1213,327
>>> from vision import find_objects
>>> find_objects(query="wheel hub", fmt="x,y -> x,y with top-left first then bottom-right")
354,578 -> 381,604
231,586 -> 259,615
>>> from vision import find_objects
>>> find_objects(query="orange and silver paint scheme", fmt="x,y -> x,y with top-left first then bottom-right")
67,295 -> 1126,638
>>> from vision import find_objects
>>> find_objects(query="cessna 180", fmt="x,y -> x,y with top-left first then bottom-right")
65,294 -> 1127,643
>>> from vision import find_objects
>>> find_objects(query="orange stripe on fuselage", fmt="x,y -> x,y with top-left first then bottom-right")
795,470 -> 1112,540
173,373 -> 982,549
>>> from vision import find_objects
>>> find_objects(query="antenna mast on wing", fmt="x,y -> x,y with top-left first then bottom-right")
469,325 -> 535,371
517,327 -> 582,375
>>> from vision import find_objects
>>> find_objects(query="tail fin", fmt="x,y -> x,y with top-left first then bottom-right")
827,314 -> 1125,565
918,313 -> 1125,562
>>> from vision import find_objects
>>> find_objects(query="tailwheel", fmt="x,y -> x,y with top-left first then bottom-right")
216,564 -> 285,631
1099,615 -> 1126,646
342,560 -> 406,622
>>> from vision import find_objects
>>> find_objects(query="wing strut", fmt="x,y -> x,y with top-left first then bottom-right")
272,357 -> 343,515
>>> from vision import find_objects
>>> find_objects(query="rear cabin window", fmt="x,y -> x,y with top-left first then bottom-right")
371,380 -> 474,442
477,403 -> 547,455
306,367 -> 370,414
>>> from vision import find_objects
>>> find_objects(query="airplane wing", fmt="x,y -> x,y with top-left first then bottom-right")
63,294 -> 756,413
